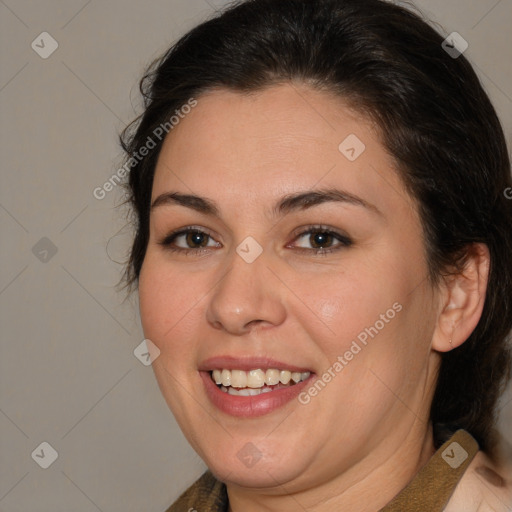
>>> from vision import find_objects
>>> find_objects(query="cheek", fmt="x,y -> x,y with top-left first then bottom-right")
297,263 -> 402,345
296,244 -> 427,384
138,254 -> 203,358
315,297 -> 345,323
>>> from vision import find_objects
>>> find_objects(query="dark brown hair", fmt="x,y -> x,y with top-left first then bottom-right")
120,0 -> 512,457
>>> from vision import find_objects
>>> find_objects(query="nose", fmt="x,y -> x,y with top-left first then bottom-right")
205,248 -> 287,335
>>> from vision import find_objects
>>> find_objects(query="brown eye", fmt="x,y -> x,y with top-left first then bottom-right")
185,231 -> 209,248
309,231 -> 335,249
293,227 -> 352,253
159,227 -> 221,252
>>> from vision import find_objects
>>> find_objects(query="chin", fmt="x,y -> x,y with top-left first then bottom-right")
200,437 -> 312,489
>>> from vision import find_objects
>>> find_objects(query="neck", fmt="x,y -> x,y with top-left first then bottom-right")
227,422 -> 436,512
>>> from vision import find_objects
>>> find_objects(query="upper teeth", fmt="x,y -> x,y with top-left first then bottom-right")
212,369 -> 311,388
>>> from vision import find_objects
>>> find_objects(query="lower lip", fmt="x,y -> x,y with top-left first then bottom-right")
200,371 -> 312,417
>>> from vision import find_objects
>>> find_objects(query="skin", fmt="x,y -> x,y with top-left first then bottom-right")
138,83 -> 490,511
446,450 -> 512,510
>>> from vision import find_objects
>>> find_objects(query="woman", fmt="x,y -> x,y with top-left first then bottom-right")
120,0 -> 512,510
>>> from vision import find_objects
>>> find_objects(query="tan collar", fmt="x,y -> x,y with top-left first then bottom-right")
381,429 -> 479,511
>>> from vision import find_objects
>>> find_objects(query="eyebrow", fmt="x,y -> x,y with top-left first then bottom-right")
151,191 -> 219,215
273,189 -> 382,217
150,188 -> 383,218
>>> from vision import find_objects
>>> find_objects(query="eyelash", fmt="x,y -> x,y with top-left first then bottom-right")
158,225 -> 353,256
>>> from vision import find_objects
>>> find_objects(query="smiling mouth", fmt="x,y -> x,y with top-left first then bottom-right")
210,368 -> 311,396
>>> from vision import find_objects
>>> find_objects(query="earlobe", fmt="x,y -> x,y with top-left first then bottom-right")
432,243 -> 490,353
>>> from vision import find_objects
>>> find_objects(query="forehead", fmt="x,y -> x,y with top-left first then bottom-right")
151,84 -> 415,218
156,84 -> 370,170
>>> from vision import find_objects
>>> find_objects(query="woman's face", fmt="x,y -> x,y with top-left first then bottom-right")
139,84 -> 441,491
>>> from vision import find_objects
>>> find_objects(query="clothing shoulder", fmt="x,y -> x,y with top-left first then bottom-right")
165,471 -> 227,512
445,444 -> 512,512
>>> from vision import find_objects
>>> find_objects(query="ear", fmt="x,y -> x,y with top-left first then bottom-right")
432,243 -> 490,353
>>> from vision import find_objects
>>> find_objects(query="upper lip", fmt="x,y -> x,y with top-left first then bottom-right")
198,356 -> 313,373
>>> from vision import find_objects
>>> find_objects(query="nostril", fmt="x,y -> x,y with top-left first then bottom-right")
245,319 -> 265,328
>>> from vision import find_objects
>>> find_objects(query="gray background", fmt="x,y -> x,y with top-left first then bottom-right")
1,1 -> 511,511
